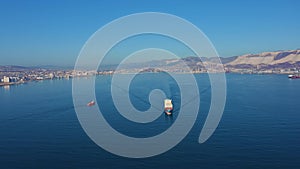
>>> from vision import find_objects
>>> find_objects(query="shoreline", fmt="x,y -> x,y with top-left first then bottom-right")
1,72 -> 297,88
0,81 -> 25,86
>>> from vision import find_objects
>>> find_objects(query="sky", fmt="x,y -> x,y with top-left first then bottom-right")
0,0 -> 299,66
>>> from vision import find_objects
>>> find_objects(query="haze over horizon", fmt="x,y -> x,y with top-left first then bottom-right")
1,0 -> 300,66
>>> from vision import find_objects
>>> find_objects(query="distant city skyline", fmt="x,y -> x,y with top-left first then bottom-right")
0,0 -> 300,66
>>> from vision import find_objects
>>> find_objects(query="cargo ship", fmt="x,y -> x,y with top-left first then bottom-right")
288,74 -> 300,79
164,99 -> 173,115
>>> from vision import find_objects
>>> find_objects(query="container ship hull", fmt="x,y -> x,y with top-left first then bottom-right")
288,74 -> 300,79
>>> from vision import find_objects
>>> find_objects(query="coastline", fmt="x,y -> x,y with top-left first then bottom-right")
0,81 -> 25,86
1,72 -> 297,88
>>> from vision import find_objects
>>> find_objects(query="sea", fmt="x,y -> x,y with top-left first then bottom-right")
0,73 -> 299,169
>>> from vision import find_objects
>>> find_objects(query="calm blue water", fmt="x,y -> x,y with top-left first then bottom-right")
0,74 -> 300,169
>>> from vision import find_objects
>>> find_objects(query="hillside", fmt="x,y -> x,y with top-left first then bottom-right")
1,49 -> 300,74
226,49 -> 300,69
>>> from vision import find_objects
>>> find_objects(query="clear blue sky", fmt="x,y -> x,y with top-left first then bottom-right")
0,0 -> 299,66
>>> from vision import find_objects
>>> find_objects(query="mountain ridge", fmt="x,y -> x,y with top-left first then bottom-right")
1,49 -> 299,72
226,49 -> 300,66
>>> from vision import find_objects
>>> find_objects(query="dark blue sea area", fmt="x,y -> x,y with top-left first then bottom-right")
0,73 -> 299,169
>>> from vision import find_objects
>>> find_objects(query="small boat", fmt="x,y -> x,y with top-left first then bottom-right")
87,100 -> 95,106
164,99 -> 173,115
288,74 -> 300,79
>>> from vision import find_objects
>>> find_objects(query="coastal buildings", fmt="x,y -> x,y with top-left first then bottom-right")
0,68 -> 99,86
3,76 -> 10,83
1,49 -> 300,86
